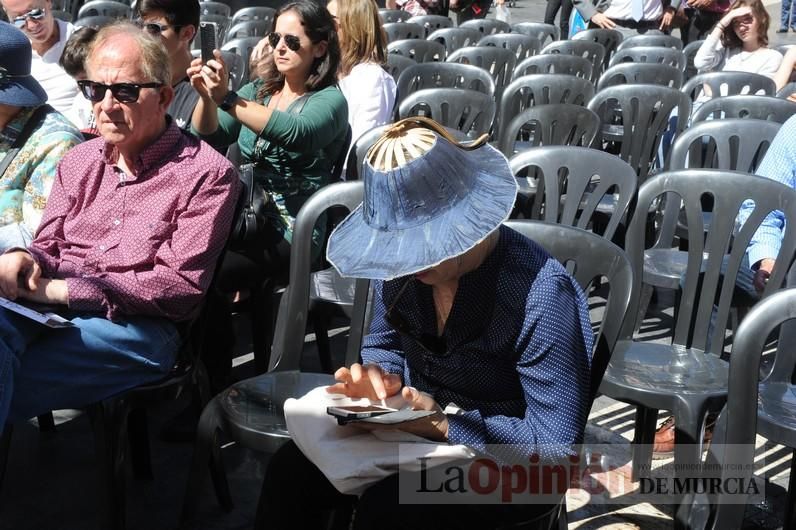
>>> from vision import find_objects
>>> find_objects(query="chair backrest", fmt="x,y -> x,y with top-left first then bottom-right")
388,38 -> 446,63
776,81 -> 796,99
224,19 -> 268,42
221,37 -> 261,84
616,34 -> 682,51
541,40 -> 606,83
477,33 -> 541,62
459,18 -> 511,35
609,46 -> 686,71
427,27 -> 482,56
572,28 -> 623,70
407,14 -> 453,37
775,43 -> 795,56
74,14 -> 114,28
52,9 -> 72,21
398,87 -> 496,138
682,39 -> 704,81
383,22 -> 424,43
511,22 -> 559,46
395,61 -> 495,106
270,182 -> 367,371
385,53 -> 417,83
504,220 -> 635,401
512,54 -> 593,81
447,46 -> 517,94
77,0 -> 131,19
52,0 -> 80,18
379,8 -> 412,22
498,74 -> 594,143
667,118 -> 779,173
497,103 -> 601,157
199,1 -> 231,17
691,94 -> 796,123
509,146 -> 637,240
596,62 -> 683,91
230,6 -> 275,26
626,169 -> 796,353
345,125 -> 390,181
681,71 -> 777,102
587,84 -> 691,179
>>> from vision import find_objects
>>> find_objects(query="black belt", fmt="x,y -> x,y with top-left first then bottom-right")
612,18 -> 659,29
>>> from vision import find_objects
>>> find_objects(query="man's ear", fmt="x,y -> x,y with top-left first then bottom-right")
180,24 -> 197,46
313,40 -> 328,59
159,84 -> 175,109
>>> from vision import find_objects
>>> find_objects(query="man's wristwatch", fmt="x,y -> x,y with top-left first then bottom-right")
219,90 -> 238,112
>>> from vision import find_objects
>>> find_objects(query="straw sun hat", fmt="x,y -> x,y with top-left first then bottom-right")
327,117 -> 518,281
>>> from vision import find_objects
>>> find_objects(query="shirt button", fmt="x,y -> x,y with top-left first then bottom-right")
113,219 -> 120,226
99,245 -> 105,250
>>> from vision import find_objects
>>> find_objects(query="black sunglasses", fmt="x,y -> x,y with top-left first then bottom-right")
384,279 -> 447,356
78,80 -> 163,103
12,7 -> 45,28
268,32 -> 301,52
134,19 -> 182,35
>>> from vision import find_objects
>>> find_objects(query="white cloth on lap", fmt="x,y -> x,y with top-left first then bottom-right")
284,386 -> 476,495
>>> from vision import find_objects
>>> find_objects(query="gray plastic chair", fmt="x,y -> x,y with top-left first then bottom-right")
180,182 -> 369,526
387,38 -> 446,62
682,39 -> 704,82
447,46 -> 517,95
53,0 -> 80,18
230,6 -> 275,26
587,84 -> 691,180
385,53 -> 417,83
407,14 -> 453,37
395,61 -> 495,108
509,146 -> 637,240
427,27 -> 482,56
511,22 -> 559,46
477,33 -> 541,62
224,20 -> 268,42
609,46 -> 686,71
77,0 -> 131,19
512,54 -> 593,81
398,87 -> 496,137
775,43 -> 796,56
682,71 -> 777,102
52,9 -> 73,21
616,34 -> 683,51
697,286 -> 796,530
541,40 -> 606,83
777,81 -> 796,99
505,220 -> 635,404
379,8 -> 411,22
459,18 -> 511,35
691,94 -> 796,123
572,28 -> 623,70
600,169 -> 796,527
596,62 -> 683,91
497,74 -> 594,144
74,14 -> 114,28
199,1 -> 231,17
497,103 -> 601,157
382,22 -> 424,43
221,37 -> 261,84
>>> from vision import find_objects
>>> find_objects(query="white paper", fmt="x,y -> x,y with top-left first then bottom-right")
0,298 -> 73,328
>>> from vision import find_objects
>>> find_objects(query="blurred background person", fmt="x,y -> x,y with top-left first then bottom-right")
60,26 -> 99,137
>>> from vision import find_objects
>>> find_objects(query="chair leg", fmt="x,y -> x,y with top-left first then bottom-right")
252,281 -> 276,374
785,451 -> 796,530
0,424 -> 13,495
127,408 -> 153,480
631,405 -> 658,482
37,412 -> 56,433
634,284 -> 655,334
180,397 -> 232,529
312,312 -> 334,374
672,406 -> 707,530
88,399 -> 130,530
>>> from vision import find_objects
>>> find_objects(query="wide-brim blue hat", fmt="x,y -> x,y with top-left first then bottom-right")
0,22 -> 48,107
327,118 -> 518,281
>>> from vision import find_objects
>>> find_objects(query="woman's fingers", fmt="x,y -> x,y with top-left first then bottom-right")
366,364 -> 387,399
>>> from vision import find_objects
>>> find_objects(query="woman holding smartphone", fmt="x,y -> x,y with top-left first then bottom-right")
189,0 -> 348,282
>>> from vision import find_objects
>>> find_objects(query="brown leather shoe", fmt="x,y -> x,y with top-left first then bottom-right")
652,416 -> 676,458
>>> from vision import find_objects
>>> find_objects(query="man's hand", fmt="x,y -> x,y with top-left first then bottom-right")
0,252 -> 41,300
591,13 -> 617,29
660,6 -> 675,30
19,278 -> 68,305
754,258 -> 775,293
350,387 -> 450,442
327,363 -> 402,400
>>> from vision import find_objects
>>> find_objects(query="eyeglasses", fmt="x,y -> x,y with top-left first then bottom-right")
134,19 -> 181,35
78,80 -> 163,103
268,32 -> 301,52
384,278 -> 448,356
12,7 -> 46,28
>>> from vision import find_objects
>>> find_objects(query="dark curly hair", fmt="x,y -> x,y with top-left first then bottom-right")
254,0 -> 340,100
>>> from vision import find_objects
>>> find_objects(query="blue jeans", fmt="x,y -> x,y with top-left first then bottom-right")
0,308 -> 179,426
782,0 -> 795,29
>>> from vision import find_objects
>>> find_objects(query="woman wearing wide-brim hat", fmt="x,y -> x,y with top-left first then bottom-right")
260,117 -> 595,529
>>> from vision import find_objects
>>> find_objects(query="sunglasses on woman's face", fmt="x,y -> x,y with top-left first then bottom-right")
268,32 -> 301,51
78,80 -> 163,103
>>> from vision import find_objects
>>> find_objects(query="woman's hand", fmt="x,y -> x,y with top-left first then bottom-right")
327,363 -> 402,400
718,5 -> 752,30
250,37 -> 271,66
187,50 -> 229,105
350,387 -> 450,442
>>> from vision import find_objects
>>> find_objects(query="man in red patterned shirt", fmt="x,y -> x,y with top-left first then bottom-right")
0,22 -> 239,427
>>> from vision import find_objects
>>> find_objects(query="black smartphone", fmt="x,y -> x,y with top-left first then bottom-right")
199,21 -> 217,64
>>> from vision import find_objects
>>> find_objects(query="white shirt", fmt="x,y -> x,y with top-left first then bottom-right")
694,34 -> 783,79
30,19 -> 79,115
338,63 -> 397,175
603,0 -> 662,21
